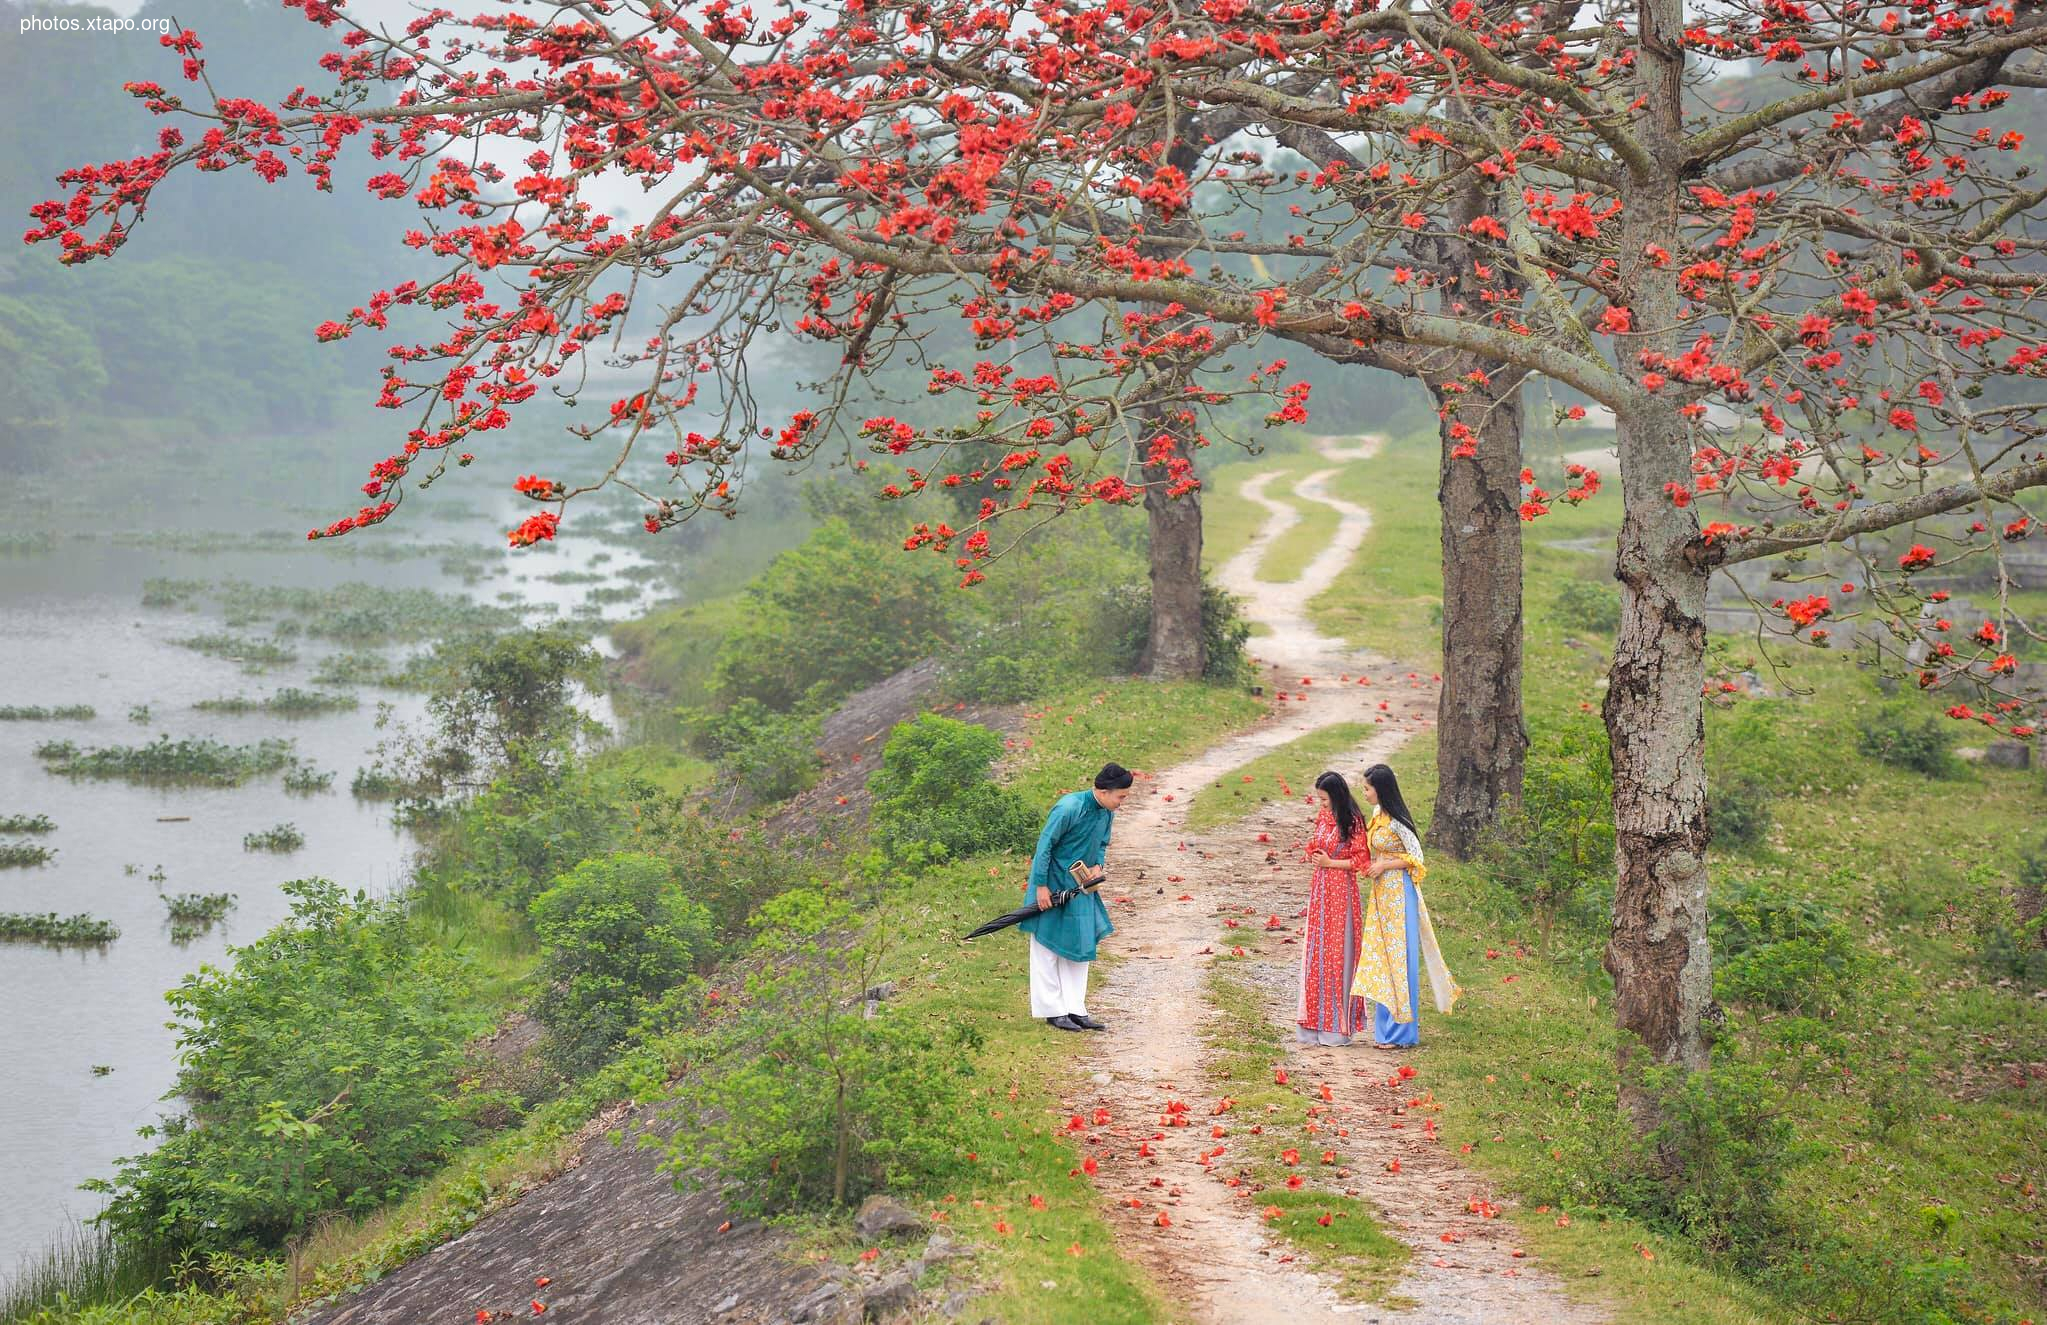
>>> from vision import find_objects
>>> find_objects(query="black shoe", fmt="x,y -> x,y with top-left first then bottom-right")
1071,1014 -> 1107,1031
1046,1015 -> 1085,1032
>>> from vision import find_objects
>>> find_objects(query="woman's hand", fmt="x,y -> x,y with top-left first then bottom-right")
1036,885 -> 1054,911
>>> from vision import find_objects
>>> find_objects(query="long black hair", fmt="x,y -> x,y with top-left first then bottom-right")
1313,770 -> 1363,844
1361,763 -> 1420,841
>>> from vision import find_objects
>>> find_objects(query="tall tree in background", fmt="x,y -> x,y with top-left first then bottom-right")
33,0 -> 2047,1136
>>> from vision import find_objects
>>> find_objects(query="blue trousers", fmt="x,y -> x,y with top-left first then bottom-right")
1371,876 -> 1422,1047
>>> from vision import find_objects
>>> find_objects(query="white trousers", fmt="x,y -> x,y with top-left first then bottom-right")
1027,937 -> 1091,1019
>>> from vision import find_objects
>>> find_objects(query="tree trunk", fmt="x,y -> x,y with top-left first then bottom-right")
1140,465 -> 1206,680
1429,377 -> 1527,859
1601,403 -> 1715,1135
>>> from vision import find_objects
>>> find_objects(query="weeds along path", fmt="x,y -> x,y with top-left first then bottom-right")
1067,436 -> 1606,1324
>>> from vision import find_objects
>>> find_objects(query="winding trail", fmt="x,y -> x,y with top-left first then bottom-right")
1065,437 -> 1606,1324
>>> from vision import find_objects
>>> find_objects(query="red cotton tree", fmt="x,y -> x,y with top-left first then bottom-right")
30,0 -> 2047,1131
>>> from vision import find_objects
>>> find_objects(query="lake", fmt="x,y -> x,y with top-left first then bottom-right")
0,506 -> 660,1277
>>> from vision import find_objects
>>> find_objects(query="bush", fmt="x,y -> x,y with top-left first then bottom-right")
529,853 -> 714,1074
88,880 -> 491,1255
1639,1061 -> 1815,1265
1707,775 -> 1773,851
1711,878 -> 1871,1018
1854,701 -> 1958,777
1478,716 -> 1614,954
710,521 -> 955,711
1097,574 -> 1256,685
680,697 -> 821,804
658,888 -> 977,1214
867,715 -> 1040,862
1550,578 -> 1621,634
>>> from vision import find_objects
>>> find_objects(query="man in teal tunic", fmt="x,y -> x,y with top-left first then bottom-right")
1020,762 -> 1133,1031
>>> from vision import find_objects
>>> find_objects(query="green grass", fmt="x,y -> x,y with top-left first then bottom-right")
1005,679 -> 1267,810
1183,722 -> 1374,831
1200,442 -> 1323,576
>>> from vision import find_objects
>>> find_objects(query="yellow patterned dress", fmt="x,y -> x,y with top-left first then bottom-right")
1350,811 -> 1461,1045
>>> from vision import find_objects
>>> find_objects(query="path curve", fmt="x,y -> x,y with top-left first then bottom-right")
1069,436 -> 1606,1325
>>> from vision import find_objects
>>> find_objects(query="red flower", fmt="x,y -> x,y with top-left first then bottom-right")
1898,544 -> 1936,571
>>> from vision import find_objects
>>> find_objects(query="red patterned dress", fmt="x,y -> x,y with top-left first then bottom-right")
1297,805 -> 1370,1046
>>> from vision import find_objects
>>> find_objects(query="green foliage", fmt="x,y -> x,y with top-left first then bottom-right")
170,633 -> 298,668
1639,1061 -> 1815,1264
711,521 -> 955,711
34,736 -> 295,787
867,715 -> 1040,862
679,697 -> 821,803
1706,775 -> 1773,851
240,824 -> 304,853
1098,575 -> 1257,686
1969,838 -> 2047,988
195,690 -> 357,718
88,880 -> 493,1256
1854,701 -> 1959,777
1549,578 -> 1621,635
528,854 -> 714,1074
0,840 -> 57,868
0,813 -> 56,834
0,912 -> 117,946
0,705 -> 94,721
1710,878 -> 1871,1019
1477,717 -> 1614,954
658,887 -> 977,1214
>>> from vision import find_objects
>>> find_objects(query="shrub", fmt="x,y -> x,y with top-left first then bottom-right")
1707,775 -> 1773,851
1639,1061 -> 1815,1265
88,880 -> 491,1255
528,853 -> 714,1074
658,887 -> 976,1213
1711,878 -> 1871,1018
1477,717 -> 1614,954
680,698 -> 821,804
710,521 -> 955,711
1550,578 -> 1621,634
1098,575 -> 1256,685
1854,701 -> 1958,777
867,715 -> 1040,862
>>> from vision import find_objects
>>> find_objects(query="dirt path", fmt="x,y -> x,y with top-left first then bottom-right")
1064,437 -> 1606,1325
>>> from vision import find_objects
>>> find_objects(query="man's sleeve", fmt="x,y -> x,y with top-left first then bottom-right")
1027,799 -> 1069,890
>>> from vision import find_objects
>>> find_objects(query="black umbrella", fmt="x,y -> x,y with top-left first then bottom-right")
963,864 -> 1105,940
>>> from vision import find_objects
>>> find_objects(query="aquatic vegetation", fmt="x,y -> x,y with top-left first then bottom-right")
0,813 -> 56,834
35,735 -> 296,786
242,823 -> 305,853
350,766 -> 435,800
127,704 -> 152,724
0,704 -> 96,721
192,579 -> 523,644
171,631 -> 299,668
0,841 -> 57,868
163,892 -> 235,925
140,577 -> 207,608
195,687 -> 359,717
0,912 -> 118,946
282,761 -> 337,794
309,649 -> 430,689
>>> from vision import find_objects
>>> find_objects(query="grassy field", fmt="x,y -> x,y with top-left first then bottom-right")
1182,722 -> 1375,831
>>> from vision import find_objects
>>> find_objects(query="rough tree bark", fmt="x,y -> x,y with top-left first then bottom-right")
1429,374 -> 1528,859
1139,464 -> 1206,680
1602,0 -> 1715,1134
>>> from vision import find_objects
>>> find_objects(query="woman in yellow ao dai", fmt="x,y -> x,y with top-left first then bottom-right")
1349,763 -> 1461,1049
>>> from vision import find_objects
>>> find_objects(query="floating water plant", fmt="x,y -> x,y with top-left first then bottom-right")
195,688 -> 358,717
0,705 -> 95,721
282,761 -> 336,794
162,892 -> 234,925
0,912 -> 117,946
242,823 -> 304,853
0,814 -> 55,834
0,841 -> 56,868
35,735 -> 295,786
171,632 -> 298,668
